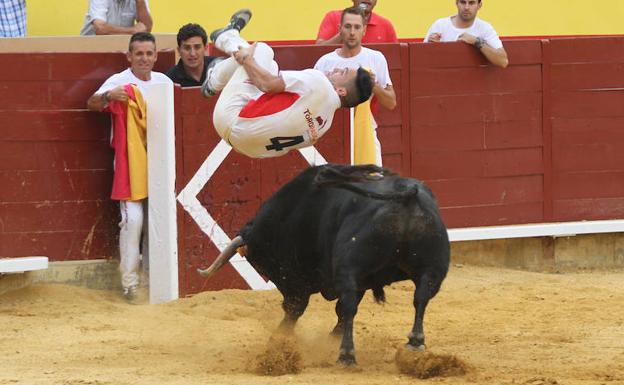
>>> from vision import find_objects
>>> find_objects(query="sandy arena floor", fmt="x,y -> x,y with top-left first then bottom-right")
1,265 -> 623,385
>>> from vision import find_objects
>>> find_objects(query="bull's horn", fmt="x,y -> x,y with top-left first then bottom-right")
197,235 -> 245,278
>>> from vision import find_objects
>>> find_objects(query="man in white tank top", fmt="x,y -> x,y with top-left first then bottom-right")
202,9 -> 374,159
424,0 -> 508,68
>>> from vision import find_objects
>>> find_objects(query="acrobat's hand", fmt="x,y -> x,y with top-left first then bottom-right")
233,43 -> 257,65
367,68 -> 377,85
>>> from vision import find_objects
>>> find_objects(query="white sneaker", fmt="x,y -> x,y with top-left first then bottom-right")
122,286 -> 138,302
210,9 -> 252,43
201,57 -> 226,98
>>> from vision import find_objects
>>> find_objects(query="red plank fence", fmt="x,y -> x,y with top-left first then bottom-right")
0,51 -> 174,262
1,38 -> 623,296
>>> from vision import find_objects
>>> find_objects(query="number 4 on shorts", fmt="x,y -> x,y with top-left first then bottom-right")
265,136 -> 305,152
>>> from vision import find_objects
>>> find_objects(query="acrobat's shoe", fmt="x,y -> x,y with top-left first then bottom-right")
210,9 -> 252,43
201,56 -> 226,98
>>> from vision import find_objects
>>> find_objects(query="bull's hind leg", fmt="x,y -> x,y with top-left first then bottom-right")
335,288 -> 361,366
278,293 -> 310,331
407,272 -> 442,350
331,290 -> 365,337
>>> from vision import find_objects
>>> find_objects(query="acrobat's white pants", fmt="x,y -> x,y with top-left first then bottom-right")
119,200 -> 148,289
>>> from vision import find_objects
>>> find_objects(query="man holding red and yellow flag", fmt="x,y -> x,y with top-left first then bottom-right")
87,32 -> 172,302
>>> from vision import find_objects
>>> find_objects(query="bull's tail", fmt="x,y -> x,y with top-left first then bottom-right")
197,235 -> 245,279
372,286 -> 386,304
314,164 -> 418,202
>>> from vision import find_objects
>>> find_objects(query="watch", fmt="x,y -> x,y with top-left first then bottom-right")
474,37 -> 485,50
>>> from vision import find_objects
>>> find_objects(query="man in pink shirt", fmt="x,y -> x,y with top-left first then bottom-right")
316,0 -> 397,44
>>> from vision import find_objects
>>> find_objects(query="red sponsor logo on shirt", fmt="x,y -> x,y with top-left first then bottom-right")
316,116 -> 326,128
304,108 -> 319,143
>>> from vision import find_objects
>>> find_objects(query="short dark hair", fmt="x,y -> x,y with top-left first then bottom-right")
340,6 -> 366,25
176,23 -> 208,46
341,67 -> 374,108
129,32 -> 156,51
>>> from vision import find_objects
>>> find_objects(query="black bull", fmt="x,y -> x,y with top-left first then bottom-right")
199,164 -> 450,365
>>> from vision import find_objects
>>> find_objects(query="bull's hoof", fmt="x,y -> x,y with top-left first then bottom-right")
338,352 -> 357,366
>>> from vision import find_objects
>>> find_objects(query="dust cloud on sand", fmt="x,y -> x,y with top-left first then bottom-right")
394,348 -> 470,378
254,332 -> 302,375
1,265 -> 623,385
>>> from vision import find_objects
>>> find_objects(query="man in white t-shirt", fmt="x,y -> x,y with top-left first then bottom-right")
80,0 -> 152,36
314,6 -> 396,166
424,0 -> 508,68
202,9 -> 374,159
87,32 -> 172,302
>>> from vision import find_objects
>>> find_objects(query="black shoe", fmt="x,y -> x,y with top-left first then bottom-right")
201,56 -> 226,98
210,8 -> 252,43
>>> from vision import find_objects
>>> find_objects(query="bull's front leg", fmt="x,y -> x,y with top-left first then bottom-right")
336,289 -> 360,365
278,293 -> 310,331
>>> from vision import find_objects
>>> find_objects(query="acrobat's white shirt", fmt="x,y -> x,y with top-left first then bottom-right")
226,69 -> 341,158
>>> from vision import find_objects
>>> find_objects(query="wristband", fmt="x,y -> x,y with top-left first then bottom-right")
474,37 -> 485,50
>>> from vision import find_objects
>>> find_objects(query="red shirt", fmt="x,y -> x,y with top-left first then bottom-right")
316,10 -> 398,44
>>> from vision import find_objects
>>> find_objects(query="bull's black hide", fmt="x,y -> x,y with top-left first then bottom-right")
201,164 -> 450,365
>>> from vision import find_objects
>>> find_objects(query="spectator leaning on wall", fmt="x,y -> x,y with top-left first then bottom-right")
0,0 -> 26,37
80,0 -> 152,36
314,6 -> 396,166
316,0 -> 397,45
86,32 -> 172,303
166,23 -> 219,87
424,0 -> 508,68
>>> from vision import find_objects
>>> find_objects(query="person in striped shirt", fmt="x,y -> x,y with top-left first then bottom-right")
0,0 -> 26,37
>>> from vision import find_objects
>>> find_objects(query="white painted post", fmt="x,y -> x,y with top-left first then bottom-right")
349,107 -> 355,165
145,82 -> 179,304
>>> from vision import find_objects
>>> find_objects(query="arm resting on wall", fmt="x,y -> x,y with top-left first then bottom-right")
480,46 -> 509,68
92,19 -> 146,35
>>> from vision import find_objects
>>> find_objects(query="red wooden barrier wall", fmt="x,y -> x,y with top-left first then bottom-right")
0,51 -> 174,261
548,37 -> 624,221
410,40 -> 545,227
0,38 -> 622,296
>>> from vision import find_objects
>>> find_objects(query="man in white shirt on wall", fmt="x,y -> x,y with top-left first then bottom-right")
87,32 -> 172,302
314,6 -> 396,166
424,0 -> 508,68
202,9 -> 374,159
80,0 -> 152,36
